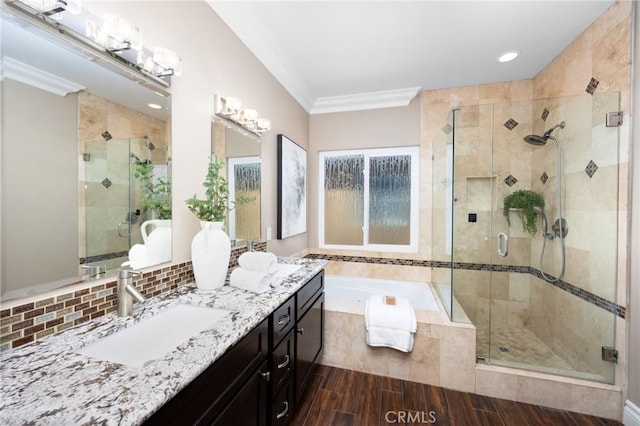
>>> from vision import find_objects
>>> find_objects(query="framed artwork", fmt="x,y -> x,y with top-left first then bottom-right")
277,134 -> 307,239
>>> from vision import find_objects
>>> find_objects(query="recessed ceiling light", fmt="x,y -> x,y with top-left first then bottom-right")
498,51 -> 519,63
148,103 -> 162,109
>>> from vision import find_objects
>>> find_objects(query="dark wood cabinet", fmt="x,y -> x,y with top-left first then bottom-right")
212,360 -> 269,426
143,269 -> 324,426
295,292 -> 324,404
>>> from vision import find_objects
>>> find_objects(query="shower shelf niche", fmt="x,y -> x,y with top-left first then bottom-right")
466,176 -> 497,211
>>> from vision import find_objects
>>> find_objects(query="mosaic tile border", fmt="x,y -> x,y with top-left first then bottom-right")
304,253 -> 626,319
80,251 -> 129,264
0,243 -> 264,351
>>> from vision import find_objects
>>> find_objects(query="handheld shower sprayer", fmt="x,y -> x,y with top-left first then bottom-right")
533,206 -> 554,240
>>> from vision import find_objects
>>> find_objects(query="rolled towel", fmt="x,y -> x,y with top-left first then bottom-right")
229,267 -> 273,294
128,244 -> 147,262
238,252 -> 277,275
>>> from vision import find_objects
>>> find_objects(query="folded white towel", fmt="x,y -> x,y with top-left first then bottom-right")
238,252 -> 278,275
365,295 -> 417,332
366,325 -> 415,352
229,267 -> 273,294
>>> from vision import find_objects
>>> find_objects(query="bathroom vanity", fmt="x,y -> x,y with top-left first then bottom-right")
144,270 -> 324,425
0,258 -> 326,426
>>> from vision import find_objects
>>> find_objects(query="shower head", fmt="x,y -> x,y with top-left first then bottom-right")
523,121 -> 566,146
523,134 -> 548,146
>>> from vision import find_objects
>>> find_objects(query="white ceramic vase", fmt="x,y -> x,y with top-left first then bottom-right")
191,221 -> 231,290
141,219 -> 172,262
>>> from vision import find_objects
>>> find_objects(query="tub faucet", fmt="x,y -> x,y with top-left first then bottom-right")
117,267 -> 146,318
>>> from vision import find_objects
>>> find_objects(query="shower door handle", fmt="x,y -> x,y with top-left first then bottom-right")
117,222 -> 130,237
498,233 -> 509,257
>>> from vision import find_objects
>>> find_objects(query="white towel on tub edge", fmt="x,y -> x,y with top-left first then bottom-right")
364,295 -> 417,332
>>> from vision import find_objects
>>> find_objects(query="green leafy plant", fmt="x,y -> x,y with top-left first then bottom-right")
134,161 -> 171,220
502,189 -> 545,236
185,156 -> 255,223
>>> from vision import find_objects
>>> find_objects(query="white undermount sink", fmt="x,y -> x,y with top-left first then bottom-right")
77,304 -> 229,369
274,263 -> 302,279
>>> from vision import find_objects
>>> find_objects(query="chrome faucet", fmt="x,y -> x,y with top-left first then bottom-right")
117,267 -> 146,317
81,264 -> 107,278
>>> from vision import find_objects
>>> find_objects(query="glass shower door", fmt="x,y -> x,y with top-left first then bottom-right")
449,92 -> 620,383
485,93 -> 620,382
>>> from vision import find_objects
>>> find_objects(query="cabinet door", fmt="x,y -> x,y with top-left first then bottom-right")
212,360 -> 269,426
295,293 -> 324,404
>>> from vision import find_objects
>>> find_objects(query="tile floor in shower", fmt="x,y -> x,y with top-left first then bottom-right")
476,327 -> 605,381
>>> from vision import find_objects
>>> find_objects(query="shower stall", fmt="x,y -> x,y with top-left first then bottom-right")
432,92 -> 621,383
80,136 -> 169,272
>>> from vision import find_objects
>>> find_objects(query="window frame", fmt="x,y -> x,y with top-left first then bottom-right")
318,146 -> 419,253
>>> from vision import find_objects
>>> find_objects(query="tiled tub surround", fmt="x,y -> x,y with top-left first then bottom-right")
0,256 -> 326,425
0,241 -> 267,352
321,288 -> 478,394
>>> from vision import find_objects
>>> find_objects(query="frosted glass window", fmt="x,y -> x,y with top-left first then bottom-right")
319,147 -> 419,252
369,155 -> 411,245
228,158 -> 261,241
323,155 -> 364,245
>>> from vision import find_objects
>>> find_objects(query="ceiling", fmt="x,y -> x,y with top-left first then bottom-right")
208,1 -> 614,114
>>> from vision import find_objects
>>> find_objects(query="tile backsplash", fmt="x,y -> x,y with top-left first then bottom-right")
0,242 -> 266,352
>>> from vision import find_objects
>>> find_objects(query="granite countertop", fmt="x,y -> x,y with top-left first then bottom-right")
0,257 -> 327,426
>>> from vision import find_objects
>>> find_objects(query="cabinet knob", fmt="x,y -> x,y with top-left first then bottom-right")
260,370 -> 270,382
297,327 -> 304,335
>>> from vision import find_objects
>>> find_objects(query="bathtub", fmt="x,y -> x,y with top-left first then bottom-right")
323,275 -> 440,315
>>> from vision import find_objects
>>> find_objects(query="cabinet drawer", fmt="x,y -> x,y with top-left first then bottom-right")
271,376 -> 294,426
271,329 -> 294,395
272,296 -> 295,348
296,271 -> 323,319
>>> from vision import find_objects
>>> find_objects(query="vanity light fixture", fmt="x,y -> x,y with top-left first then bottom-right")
214,95 -> 271,137
152,47 -> 183,77
7,0 -> 182,88
21,0 -> 81,17
498,50 -> 519,63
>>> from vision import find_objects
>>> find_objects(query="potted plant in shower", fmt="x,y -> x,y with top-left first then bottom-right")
502,189 -> 545,237
185,155 -> 254,290
134,160 -> 172,220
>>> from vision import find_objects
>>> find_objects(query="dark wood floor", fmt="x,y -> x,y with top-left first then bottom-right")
291,365 -> 621,426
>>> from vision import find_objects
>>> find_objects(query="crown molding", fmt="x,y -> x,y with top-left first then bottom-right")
1,56 -> 85,96
310,87 -> 421,115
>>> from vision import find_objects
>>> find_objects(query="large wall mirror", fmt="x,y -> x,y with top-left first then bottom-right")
211,116 -> 261,245
1,6 -> 172,301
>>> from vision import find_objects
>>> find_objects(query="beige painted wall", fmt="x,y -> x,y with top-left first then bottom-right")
308,96 -> 421,252
628,0 -> 639,409
1,79 -> 79,293
87,1 -> 310,259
